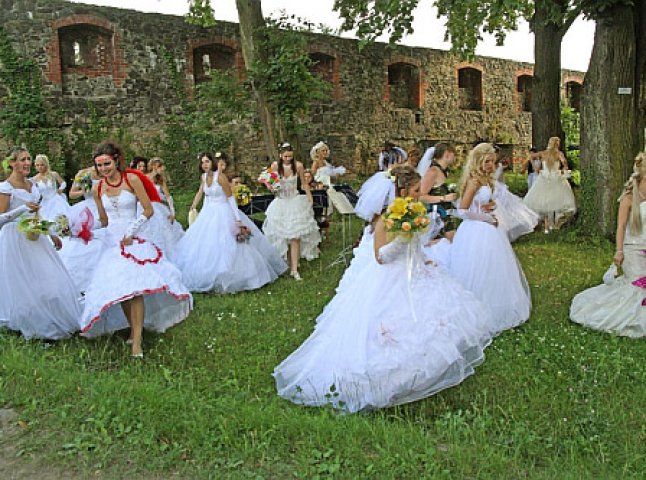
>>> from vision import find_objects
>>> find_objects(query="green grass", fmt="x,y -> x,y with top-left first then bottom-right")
1,194 -> 645,479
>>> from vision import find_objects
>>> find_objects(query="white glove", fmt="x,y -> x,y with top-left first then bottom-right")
0,205 -> 30,228
377,238 -> 408,264
228,196 -> 241,222
456,208 -> 497,225
167,196 -> 175,216
332,166 -> 346,177
58,180 -> 67,192
125,214 -> 149,238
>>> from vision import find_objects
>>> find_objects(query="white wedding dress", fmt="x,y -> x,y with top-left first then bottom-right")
355,171 -> 395,222
173,172 -> 287,293
449,185 -> 531,335
80,190 -> 192,336
523,160 -> 576,220
31,177 -> 70,221
570,201 -> 646,337
0,181 -> 80,339
138,184 -> 185,256
262,175 -> 321,260
274,235 -> 492,413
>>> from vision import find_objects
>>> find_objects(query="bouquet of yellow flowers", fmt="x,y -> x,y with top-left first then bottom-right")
17,215 -> 54,241
74,171 -> 93,193
382,196 -> 430,238
233,184 -> 252,206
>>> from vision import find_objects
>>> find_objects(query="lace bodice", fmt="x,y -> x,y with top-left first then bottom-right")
277,175 -> 298,199
203,172 -> 227,204
101,190 -> 138,235
32,177 -> 59,200
625,202 -> 646,244
0,181 -> 41,221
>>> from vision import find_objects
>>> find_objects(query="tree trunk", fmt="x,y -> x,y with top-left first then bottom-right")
580,4 -> 638,236
235,0 -> 280,161
531,3 -> 565,151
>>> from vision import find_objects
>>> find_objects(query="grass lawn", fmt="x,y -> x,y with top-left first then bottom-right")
1,190 -> 645,479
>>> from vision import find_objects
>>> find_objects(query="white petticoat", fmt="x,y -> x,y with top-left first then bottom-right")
262,195 -> 321,261
523,171 -> 576,216
80,231 -> 192,337
0,223 -> 81,339
494,182 -> 540,242
449,219 -> 531,335
172,200 -> 287,293
355,172 -> 395,222
274,243 -> 492,413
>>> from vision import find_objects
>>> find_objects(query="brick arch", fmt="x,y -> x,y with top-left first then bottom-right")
45,14 -> 127,87
187,36 -> 245,86
455,62 -> 484,111
515,69 -> 534,113
308,44 -> 341,101
383,56 -> 424,108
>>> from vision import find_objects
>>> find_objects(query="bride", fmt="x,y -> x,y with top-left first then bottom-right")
274,165 -> 492,413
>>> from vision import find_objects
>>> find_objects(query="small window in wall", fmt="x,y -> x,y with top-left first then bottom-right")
193,44 -> 235,84
517,75 -> 532,112
458,67 -> 482,111
388,62 -> 420,109
73,41 -> 83,65
309,52 -> 335,83
566,81 -> 582,111
59,24 -> 113,72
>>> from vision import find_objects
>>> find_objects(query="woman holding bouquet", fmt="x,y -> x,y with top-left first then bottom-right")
173,152 -> 286,293
0,147 -> 80,340
570,153 -> 646,337
262,143 -> 321,280
80,142 -> 192,358
449,143 -> 531,335
274,165 -> 492,413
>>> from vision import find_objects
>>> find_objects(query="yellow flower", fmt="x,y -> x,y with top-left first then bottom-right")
410,201 -> 427,215
385,218 -> 395,229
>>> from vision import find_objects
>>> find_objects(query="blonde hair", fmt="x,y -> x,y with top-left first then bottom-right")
310,141 -> 329,164
620,152 -> 645,235
148,156 -> 170,186
459,143 -> 496,197
34,154 -> 55,182
543,136 -> 561,170
391,164 -> 420,196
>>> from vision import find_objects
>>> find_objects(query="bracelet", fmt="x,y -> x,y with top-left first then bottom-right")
616,250 -> 623,254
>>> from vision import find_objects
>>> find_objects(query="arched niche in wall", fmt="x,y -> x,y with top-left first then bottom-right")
387,62 -> 421,109
457,67 -> 483,111
517,74 -> 533,112
565,80 -> 582,111
193,43 -> 236,84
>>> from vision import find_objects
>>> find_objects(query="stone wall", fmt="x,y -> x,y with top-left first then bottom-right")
0,0 -> 585,178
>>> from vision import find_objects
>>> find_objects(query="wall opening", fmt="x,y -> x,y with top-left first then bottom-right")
388,62 -> 420,109
59,24 -> 113,74
193,44 -> 235,84
458,67 -> 482,111
565,81 -> 582,111
517,74 -> 532,112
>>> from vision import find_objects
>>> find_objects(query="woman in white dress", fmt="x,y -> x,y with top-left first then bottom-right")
30,154 -> 70,220
0,147 -> 80,340
140,156 -> 184,256
310,141 -> 346,185
80,142 -> 192,357
493,161 -> 540,242
274,165 -> 492,413
173,152 -> 286,293
523,137 -> 576,233
262,143 -> 321,280
449,143 -> 531,335
570,154 -> 646,337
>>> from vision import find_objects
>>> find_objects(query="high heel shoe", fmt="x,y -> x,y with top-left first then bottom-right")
131,352 -> 144,359
290,271 -> 302,281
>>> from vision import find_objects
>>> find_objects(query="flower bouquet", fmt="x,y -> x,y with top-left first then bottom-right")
382,196 -> 430,239
17,215 -> 53,241
258,169 -> 281,194
236,225 -> 252,243
74,171 -> 93,193
53,214 -> 71,237
233,184 -> 252,206
447,183 -> 457,193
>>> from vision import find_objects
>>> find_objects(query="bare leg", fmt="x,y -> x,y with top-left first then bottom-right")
289,238 -> 301,280
122,296 -> 144,357
121,301 -> 133,342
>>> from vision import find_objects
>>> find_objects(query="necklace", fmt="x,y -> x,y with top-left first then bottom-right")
104,172 -> 123,188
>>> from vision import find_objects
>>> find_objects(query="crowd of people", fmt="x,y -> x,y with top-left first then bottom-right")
0,136 -> 643,412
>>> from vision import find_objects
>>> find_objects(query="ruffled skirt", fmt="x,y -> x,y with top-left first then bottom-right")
523,172 -> 576,216
0,224 -> 80,339
138,202 -> 184,256
494,182 -> 540,242
262,195 -> 321,261
39,193 -> 70,221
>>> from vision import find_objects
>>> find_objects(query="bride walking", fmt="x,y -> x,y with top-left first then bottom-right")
274,165 -> 492,413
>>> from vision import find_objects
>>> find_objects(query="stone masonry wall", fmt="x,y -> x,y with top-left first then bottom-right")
0,0 -> 585,179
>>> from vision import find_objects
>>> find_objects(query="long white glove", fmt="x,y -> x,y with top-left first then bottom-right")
125,214 -> 149,238
377,237 -> 408,264
0,205 -> 30,229
456,208 -> 497,225
228,196 -> 241,222
167,196 -> 175,216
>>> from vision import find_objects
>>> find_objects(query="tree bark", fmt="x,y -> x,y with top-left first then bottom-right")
531,3 -> 565,151
580,4 -> 639,236
235,0 -> 280,161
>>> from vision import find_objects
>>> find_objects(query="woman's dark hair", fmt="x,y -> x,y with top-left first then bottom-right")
277,143 -> 294,178
93,142 -> 124,173
391,165 -> 421,195
432,142 -> 456,160
129,156 -> 148,170
197,152 -> 215,174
